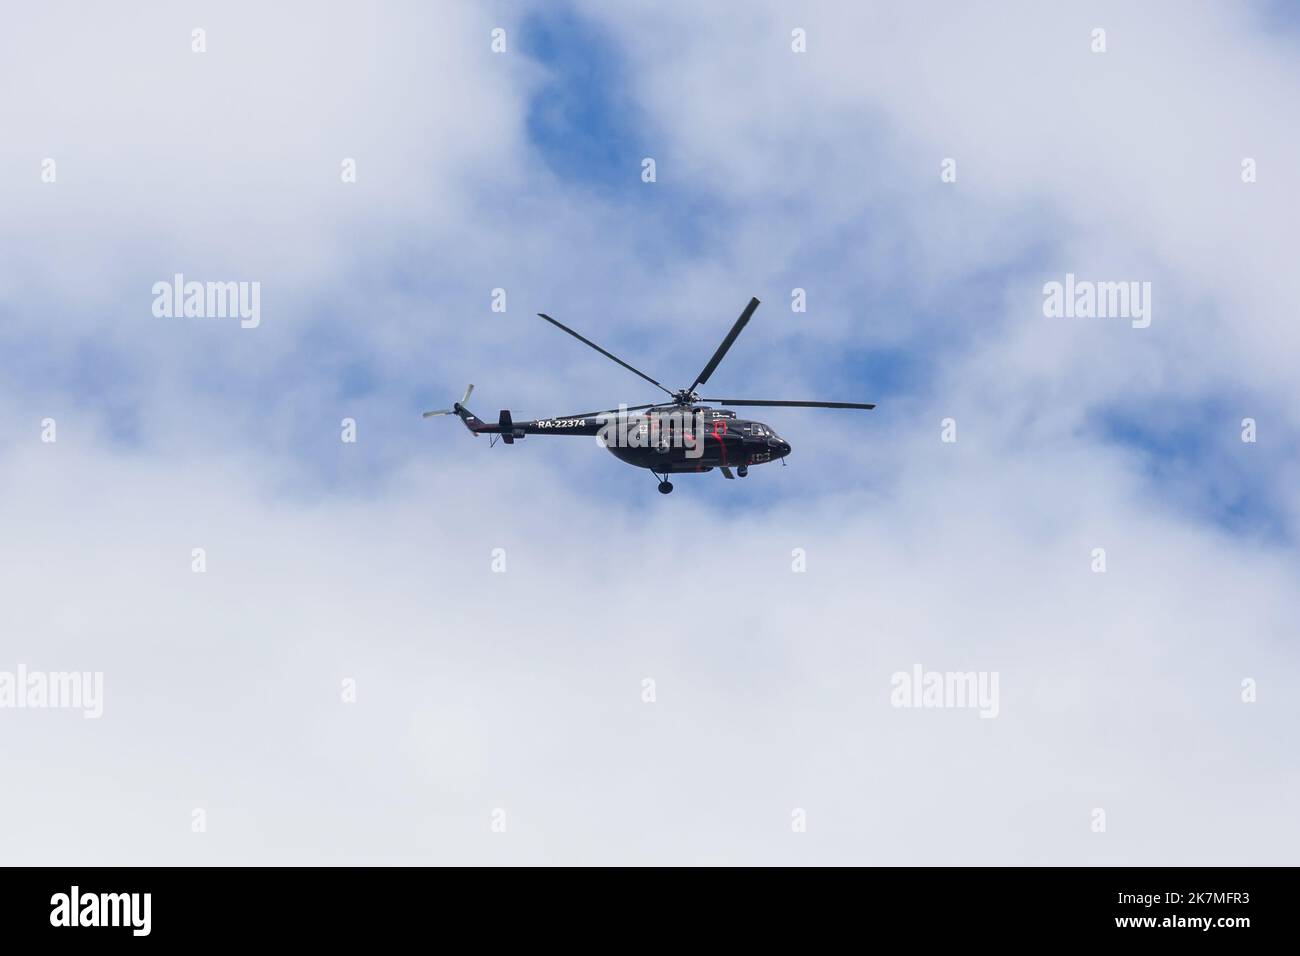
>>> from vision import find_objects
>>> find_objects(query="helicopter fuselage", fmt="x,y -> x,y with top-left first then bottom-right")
457,405 -> 790,474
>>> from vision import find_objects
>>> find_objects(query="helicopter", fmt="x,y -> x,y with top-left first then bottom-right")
423,296 -> 875,493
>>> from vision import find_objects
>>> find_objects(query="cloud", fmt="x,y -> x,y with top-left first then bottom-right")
3,428 -> 1296,864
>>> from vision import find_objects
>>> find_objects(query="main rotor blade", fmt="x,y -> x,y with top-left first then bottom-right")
686,297 -> 761,394
701,398 -> 877,410
537,313 -> 674,397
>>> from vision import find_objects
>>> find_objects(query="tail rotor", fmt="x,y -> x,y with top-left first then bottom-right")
423,384 -> 474,418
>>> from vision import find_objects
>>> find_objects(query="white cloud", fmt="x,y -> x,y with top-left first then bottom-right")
2,427 -> 1296,863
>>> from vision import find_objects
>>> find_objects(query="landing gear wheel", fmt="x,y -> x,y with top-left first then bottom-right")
737,465 -> 748,478
658,481 -> 674,495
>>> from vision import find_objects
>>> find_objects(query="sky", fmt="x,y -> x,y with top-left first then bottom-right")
0,0 -> 1297,865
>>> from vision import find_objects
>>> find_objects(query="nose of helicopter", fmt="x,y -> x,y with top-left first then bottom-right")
769,437 -> 791,458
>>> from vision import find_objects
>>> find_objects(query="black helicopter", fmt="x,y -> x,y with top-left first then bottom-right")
424,297 -> 875,493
